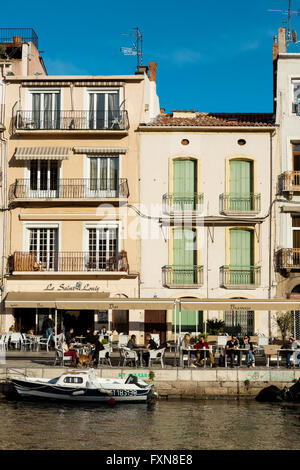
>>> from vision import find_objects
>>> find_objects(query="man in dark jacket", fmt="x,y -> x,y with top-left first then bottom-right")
226,335 -> 240,368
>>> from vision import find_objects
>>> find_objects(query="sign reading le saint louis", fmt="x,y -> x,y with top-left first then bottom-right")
44,282 -> 101,292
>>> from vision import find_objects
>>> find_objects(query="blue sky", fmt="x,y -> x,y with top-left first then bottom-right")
3,0 -> 300,112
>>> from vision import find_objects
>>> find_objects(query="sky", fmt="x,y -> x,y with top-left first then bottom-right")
2,0 -> 300,112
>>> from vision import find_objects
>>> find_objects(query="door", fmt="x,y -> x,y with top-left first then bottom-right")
145,310 -> 167,345
87,156 -> 119,197
230,229 -> 253,284
172,305 -> 203,334
112,310 -> 129,334
173,159 -> 196,211
31,91 -> 61,129
89,91 -> 120,129
28,160 -> 59,198
173,228 -> 196,284
29,228 -> 58,271
229,160 -> 253,211
87,227 -> 118,270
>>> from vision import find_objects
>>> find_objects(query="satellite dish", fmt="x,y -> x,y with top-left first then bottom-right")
292,30 -> 298,43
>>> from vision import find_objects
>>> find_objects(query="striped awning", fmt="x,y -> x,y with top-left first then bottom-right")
14,147 -> 70,160
73,147 -> 128,154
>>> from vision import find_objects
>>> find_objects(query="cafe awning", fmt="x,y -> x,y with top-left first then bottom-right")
14,147 -> 70,160
4,293 -> 175,310
4,293 -> 300,311
73,146 -> 128,154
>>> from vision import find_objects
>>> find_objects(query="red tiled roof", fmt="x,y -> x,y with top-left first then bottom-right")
141,112 -> 275,127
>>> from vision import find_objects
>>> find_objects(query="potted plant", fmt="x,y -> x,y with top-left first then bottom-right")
274,311 -> 294,341
206,319 -> 225,336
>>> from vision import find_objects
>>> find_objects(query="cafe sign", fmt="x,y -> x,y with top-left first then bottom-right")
44,282 -> 102,292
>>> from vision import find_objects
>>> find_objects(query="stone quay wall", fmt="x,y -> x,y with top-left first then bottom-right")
1,367 -> 299,399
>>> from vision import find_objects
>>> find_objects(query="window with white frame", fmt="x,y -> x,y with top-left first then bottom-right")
88,90 -> 120,129
28,227 -> 58,270
88,155 -> 119,195
87,227 -> 118,270
30,90 -> 61,129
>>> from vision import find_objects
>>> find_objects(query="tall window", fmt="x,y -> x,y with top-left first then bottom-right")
31,91 -> 61,129
229,229 -> 254,285
29,160 -> 59,195
173,228 -> 197,284
88,156 -> 119,196
88,91 -> 120,129
229,160 -> 253,211
173,159 -> 197,211
88,227 -> 118,270
224,310 -> 254,336
29,228 -> 58,270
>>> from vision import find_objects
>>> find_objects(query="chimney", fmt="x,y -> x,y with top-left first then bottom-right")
148,62 -> 158,82
273,36 -> 278,61
278,27 -> 286,53
160,107 -> 165,114
136,65 -> 149,75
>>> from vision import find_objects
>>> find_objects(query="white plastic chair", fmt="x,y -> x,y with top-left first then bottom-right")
148,348 -> 165,368
8,333 -> 23,349
37,335 -> 51,351
121,346 -> 138,367
118,333 -> 129,348
98,349 -> 112,366
54,347 -> 73,366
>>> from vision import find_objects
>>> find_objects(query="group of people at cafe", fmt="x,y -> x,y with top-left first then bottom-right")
62,326 -> 109,367
181,333 -> 255,368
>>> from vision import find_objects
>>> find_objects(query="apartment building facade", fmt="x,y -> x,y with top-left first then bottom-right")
1,30 -> 160,341
139,111 -> 277,342
274,27 -> 300,339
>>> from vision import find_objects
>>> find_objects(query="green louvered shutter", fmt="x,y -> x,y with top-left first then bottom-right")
173,228 -> 196,284
230,160 -> 253,211
173,160 -> 196,210
172,303 -> 203,332
230,229 -> 253,284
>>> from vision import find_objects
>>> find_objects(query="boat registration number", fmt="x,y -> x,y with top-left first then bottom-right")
112,390 -> 137,396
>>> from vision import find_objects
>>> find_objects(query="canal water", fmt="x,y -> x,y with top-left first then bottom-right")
0,398 -> 299,450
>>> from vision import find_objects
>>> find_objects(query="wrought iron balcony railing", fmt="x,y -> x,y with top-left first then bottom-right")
279,171 -> 300,193
14,110 -> 129,131
220,265 -> 261,288
10,251 -> 129,273
162,265 -> 204,288
220,193 -> 261,213
9,178 -> 129,200
163,193 -> 204,213
277,248 -> 300,270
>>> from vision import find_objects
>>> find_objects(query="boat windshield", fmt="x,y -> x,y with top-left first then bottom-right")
48,377 -> 59,384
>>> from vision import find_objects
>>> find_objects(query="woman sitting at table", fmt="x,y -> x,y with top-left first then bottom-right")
63,342 -> 78,367
181,333 -> 197,368
195,336 -> 215,367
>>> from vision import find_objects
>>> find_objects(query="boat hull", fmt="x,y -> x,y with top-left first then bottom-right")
11,378 -> 152,403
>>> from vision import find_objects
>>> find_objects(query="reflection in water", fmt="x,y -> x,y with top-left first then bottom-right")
0,398 -> 300,450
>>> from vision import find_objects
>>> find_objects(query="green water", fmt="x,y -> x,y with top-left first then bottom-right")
0,398 -> 299,450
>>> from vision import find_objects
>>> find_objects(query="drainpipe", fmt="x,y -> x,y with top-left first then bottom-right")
173,298 -> 180,366
268,131 -> 274,338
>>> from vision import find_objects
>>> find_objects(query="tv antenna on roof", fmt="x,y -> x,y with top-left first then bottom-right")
268,0 -> 300,48
120,27 -> 143,67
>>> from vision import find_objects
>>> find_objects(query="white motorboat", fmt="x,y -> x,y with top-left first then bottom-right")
8,369 -> 154,403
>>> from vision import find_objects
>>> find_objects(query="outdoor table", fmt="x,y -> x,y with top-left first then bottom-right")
276,349 -> 298,368
188,348 -> 209,368
225,348 -> 251,367
136,347 -> 149,367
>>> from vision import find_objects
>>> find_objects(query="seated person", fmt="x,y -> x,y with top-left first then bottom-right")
194,336 -> 215,367
84,328 -> 97,345
142,334 -> 158,367
181,333 -> 197,368
225,335 -> 240,368
98,325 -> 108,337
242,335 -> 255,368
65,328 -> 74,345
93,336 -> 106,366
126,334 -> 140,366
281,336 -> 300,368
63,342 -> 78,367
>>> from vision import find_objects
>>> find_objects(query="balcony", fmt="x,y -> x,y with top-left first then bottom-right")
220,265 -> 261,289
162,265 -> 203,288
277,248 -> 300,270
14,110 -> 129,133
0,28 -> 38,49
9,178 -> 129,202
10,251 -> 129,274
162,193 -> 204,213
220,193 -> 261,215
280,171 -> 300,198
